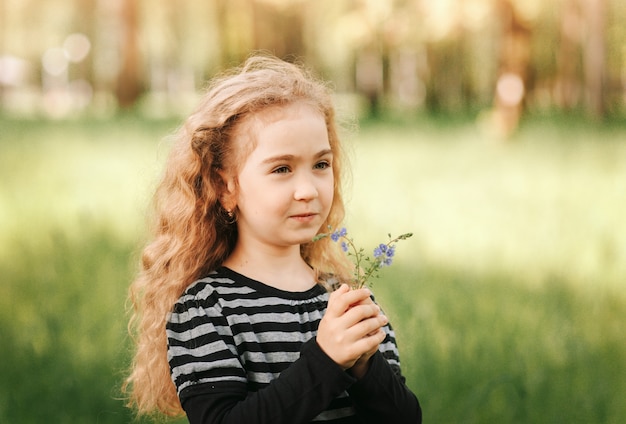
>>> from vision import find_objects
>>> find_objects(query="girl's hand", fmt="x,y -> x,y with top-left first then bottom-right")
347,343 -> 380,379
346,294 -> 386,379
316,284 -> 388,370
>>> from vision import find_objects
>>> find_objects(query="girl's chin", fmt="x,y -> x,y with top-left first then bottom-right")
291,231 -> 321,245
278,221 -> 328,245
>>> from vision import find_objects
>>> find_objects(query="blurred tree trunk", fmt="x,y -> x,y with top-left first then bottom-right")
75,0 -> 96,86
489,0 -> 531,138
355,46 -> 384,117
556,0 -> 582,110
424,38 -> 467,113
251,1 -> 305,60
115,0 -> 142,108
215,0 -> 255,67
582,0 -> 606,119
0,0 -> 5,104
214,0 -> 230,67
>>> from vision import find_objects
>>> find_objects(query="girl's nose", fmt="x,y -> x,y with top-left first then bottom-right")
293,173 -> 319,200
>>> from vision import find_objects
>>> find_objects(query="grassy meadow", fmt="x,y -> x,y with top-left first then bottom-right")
1,114 -> 625,423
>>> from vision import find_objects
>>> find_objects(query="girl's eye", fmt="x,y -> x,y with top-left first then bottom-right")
314,160 -> 331,170
272,166 -> 290,174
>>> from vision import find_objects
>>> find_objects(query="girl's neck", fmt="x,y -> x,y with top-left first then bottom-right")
223,245 -> 317,292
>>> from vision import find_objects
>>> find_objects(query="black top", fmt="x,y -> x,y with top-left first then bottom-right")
166,267 -> 421,423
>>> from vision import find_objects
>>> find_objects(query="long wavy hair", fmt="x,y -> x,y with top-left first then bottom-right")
124,55 -> 353,416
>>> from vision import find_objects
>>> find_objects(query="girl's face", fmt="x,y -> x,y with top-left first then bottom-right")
226,102 -> 334,254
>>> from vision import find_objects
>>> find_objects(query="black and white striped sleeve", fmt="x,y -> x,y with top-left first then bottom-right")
167,283 -> 248,394
166,281 -> 356,424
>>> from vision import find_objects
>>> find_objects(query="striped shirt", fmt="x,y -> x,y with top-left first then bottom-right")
166,267 -> 419,424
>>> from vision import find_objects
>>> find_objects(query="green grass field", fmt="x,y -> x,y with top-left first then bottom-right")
1,114 -> 625,423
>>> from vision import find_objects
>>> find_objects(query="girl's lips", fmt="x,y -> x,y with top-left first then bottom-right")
290,212 -> 318,221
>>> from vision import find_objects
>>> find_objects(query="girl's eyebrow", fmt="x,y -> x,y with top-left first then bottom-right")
315,148 -> 333,158
261,148 -> 333,165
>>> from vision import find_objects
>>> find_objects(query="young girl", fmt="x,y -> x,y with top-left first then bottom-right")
125,55 -> 421,423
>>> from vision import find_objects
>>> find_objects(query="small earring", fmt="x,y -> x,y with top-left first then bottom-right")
225,208 -> 237,224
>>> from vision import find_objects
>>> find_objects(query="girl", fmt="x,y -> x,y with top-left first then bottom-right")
125,55 -> 421,423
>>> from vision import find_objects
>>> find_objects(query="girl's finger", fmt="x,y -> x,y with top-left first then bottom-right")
326,286 -> 372,316
347,314 -> 388,340
349,327 -> 387,356
341,303 -> 381,327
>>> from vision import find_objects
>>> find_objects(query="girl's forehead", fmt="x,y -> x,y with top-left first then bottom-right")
227,101 -> 329,170
233,101 -> 326,149
252,101 -> 324,125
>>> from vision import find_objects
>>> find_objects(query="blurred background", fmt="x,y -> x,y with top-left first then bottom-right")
1,0 -> 625,423
2,0 -> 626,125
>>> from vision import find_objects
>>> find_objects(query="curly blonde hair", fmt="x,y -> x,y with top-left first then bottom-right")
124,55 -> 353,417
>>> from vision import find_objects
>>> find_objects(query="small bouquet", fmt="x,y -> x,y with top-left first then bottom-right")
314,227 -> 413,289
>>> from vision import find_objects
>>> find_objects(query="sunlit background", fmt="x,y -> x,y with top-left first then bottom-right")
1,1 -> 625,423
2,0 -> 625,122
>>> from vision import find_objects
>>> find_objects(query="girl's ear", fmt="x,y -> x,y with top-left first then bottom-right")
218,170 -> 237,211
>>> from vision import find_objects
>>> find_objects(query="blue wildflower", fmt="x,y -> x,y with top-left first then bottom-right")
374,243 -> 388,258
378,256 -> 393,267
330,227 -> 347,242
312,227 -> 412,289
